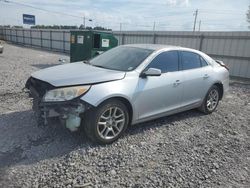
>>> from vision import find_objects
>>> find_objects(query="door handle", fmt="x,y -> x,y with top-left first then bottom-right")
173,80 -> 181,86
203,74 -> 209,79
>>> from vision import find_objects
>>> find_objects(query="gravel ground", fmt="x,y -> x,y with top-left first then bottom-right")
0,43 -> 250,188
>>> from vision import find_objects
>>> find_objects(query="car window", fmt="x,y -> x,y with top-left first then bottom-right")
181,51 -> 201,70
200,56 -> 208,67
147,51 -> 179,73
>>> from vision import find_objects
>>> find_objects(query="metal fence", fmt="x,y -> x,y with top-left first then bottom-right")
0,28 -> 70,53
0,27 -> 250,78
113,31 -> 250,79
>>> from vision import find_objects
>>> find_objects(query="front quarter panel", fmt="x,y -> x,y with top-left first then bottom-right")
80,72 -> 139,120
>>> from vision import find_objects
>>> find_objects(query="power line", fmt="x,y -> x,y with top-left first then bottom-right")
199,8 -> 245,13
0,0 -> 91,20
200,12 -> 245,15
0,0 -> 247,31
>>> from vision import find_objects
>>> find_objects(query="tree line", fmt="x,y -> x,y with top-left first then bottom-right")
1,25 -> 112,31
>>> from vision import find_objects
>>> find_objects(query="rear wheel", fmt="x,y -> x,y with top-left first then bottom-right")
84,99 -> 129,144
199,85 -> 220,114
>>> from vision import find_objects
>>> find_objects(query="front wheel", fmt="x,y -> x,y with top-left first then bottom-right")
199,85 -> 220,114
84,99 -> 129,144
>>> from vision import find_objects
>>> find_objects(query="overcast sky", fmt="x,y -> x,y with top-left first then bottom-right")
0,0 -> 249,31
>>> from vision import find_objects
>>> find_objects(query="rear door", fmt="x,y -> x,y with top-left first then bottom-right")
180,51 -> 213,107
135,51 -> 184,120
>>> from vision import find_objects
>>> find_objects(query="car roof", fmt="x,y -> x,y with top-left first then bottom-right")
123,43 -> 206,55
123,44 -> 179,51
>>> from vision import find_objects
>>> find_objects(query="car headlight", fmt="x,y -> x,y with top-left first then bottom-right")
43,85 -> 90,102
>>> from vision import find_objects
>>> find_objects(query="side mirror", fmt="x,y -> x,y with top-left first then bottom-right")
140,68 -> 161,77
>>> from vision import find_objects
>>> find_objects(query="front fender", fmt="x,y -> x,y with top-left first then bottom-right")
80,75 -> 139,120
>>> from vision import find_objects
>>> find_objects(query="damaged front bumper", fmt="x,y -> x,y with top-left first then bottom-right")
26,77 -> 92,131
38,100 -> 90,131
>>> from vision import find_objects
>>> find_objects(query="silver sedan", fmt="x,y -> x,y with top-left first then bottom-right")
26,44 -> 229,144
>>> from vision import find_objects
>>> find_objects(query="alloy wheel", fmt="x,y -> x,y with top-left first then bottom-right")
97,107 -> 125,140
206,89 -> 219,111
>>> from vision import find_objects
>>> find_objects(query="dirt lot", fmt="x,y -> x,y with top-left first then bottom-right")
0,43 -> 250,188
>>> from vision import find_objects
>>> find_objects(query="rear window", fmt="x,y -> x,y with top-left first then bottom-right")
200,56 -> 208,67
181,51 -> 201,70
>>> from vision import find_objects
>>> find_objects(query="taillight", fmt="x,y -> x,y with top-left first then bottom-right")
215,60 -> 229,71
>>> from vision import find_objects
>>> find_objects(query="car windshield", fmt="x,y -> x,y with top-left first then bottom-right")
90,46 -> 153,71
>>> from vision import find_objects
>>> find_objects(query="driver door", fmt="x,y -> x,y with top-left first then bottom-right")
134,51 -> 184,120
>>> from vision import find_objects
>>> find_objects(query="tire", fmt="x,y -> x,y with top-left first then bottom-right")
84,99 -> 129,144
199,85 -> 220,114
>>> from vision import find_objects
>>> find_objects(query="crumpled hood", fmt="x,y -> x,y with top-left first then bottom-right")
31,62 -> 125,87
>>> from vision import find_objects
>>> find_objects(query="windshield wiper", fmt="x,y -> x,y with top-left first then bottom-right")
83,60 -> 90,64
92,65 -> 108,69
83,61 -> 107,69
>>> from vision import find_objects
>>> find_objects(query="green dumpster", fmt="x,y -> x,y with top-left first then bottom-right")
70,30 -> 118,62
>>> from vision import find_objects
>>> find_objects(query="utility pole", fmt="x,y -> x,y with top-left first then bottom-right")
153,21 -> 156,31
83,16 -> 85,29
193,9 -> 198,32
198,20 -> 201,31
119,23 -> 122,45
120,23 -> 122,32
